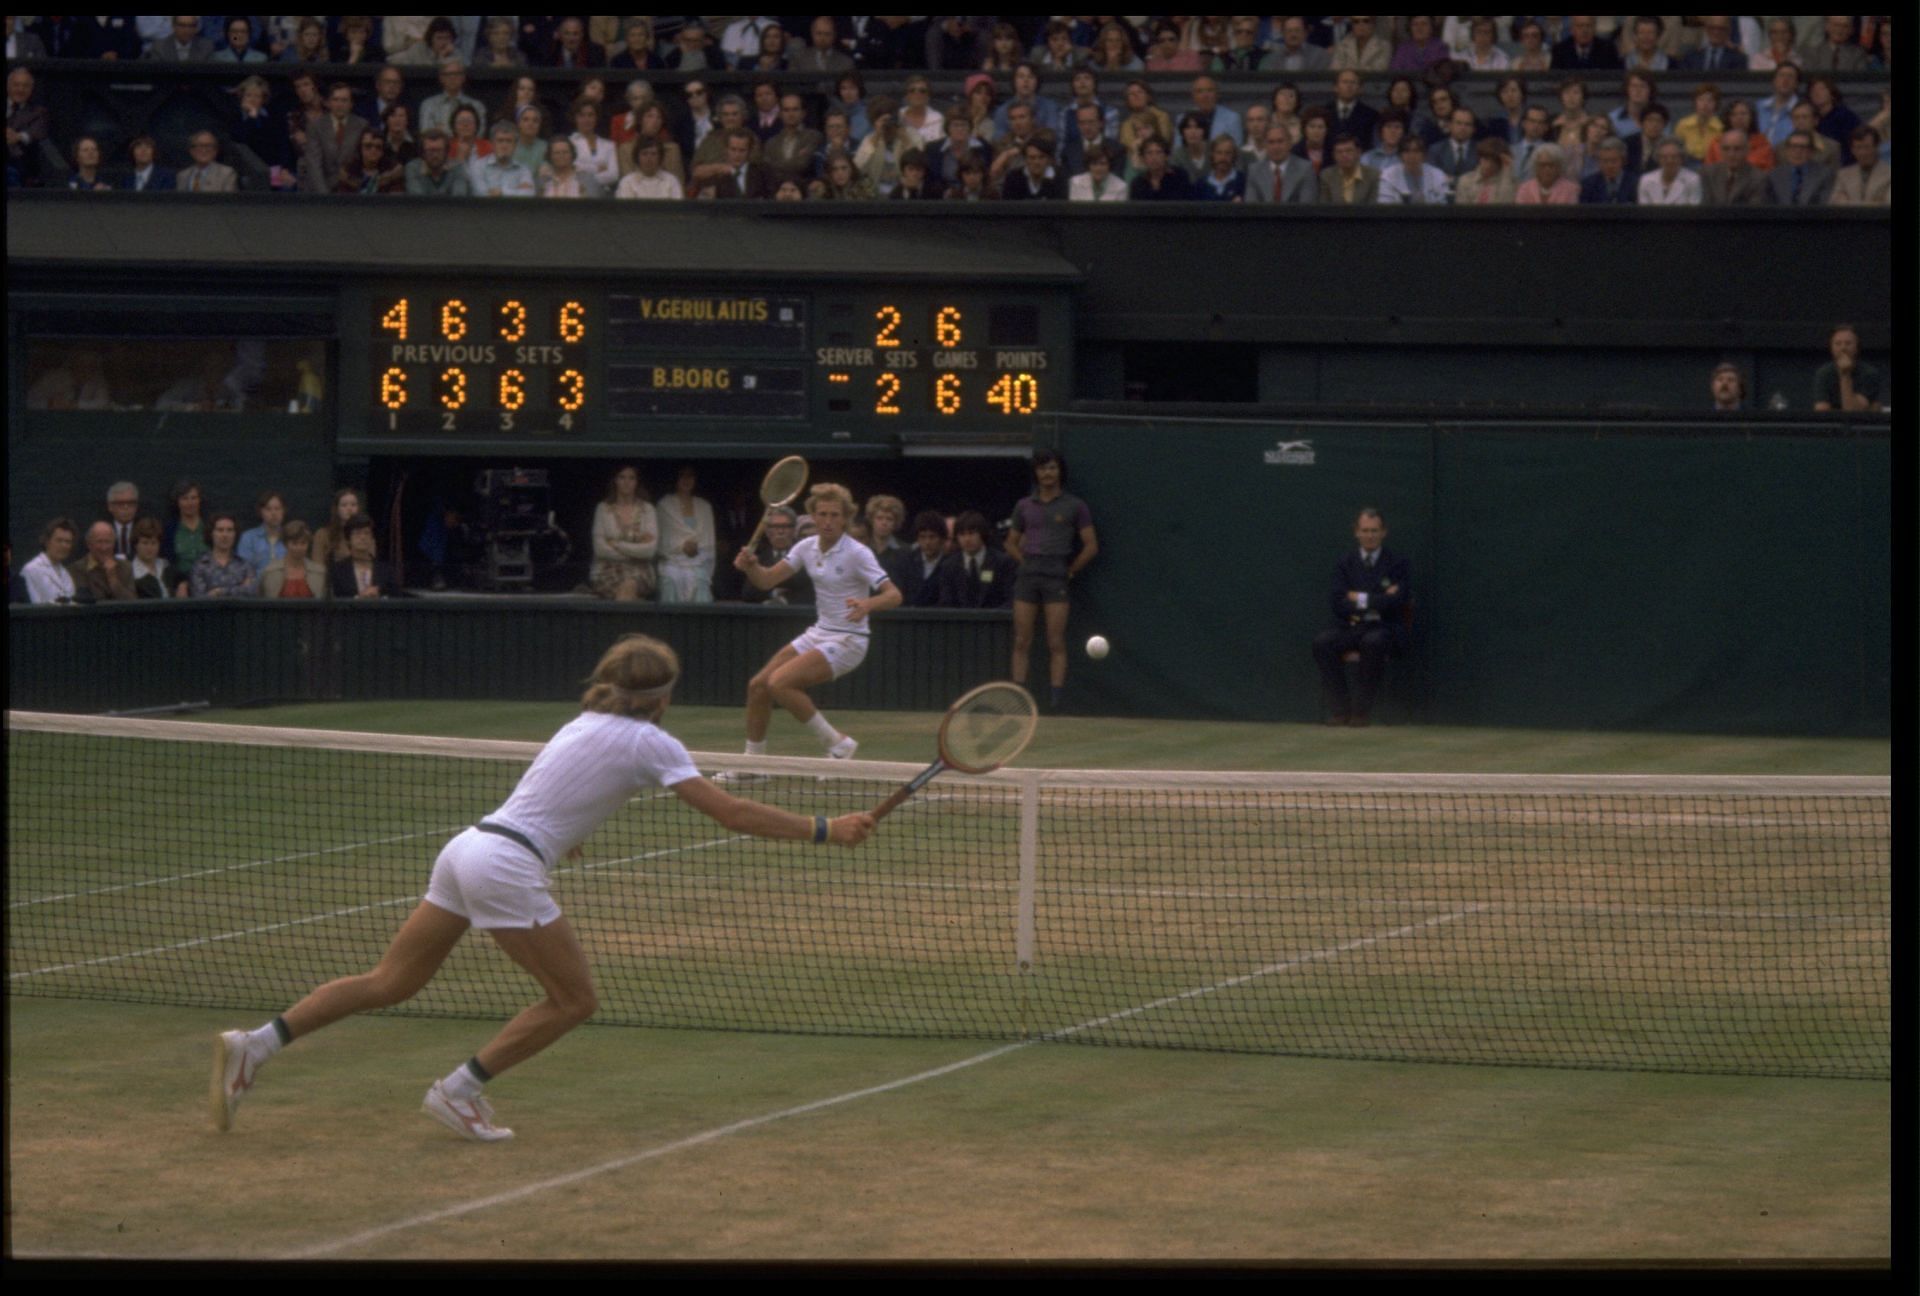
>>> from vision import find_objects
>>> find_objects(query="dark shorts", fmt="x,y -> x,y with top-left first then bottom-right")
1014,556 -> 1070,605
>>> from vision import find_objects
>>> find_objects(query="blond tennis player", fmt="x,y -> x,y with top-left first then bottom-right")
211,634 -> 875,1142
728,483 -> 900,766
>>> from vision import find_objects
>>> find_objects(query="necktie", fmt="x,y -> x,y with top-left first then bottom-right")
1792,167 -> 1803,203
1273,167 -> 1283,201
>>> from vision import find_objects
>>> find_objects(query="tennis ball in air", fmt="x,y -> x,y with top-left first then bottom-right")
1085,635 -> 1110,660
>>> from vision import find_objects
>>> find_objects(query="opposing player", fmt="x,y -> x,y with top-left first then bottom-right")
211,634 -> 875,1142
1008,450 -> 1098,710
729,482 -> 901,763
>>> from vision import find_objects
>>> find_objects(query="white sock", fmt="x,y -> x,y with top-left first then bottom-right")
745,739 -> 767,756
246,1020 -> 286,1058
442,1059 -> 487,1100
805,713 -> 838,747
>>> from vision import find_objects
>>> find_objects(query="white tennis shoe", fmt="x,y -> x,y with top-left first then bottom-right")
210,1030 -> 263,1132
422,1081 -> 514,1142
828,735 -> 858,760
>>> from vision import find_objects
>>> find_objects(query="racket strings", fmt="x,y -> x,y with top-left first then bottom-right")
941,685 -> 1038,773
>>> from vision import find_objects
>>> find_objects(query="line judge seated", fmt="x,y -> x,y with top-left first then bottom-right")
1311,508 -> 1411,727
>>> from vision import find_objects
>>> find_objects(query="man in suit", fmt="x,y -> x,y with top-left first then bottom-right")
1679,16 -> 1748,71
1623,103 -> 1673,175
740,507 -> 811,605
936,513 -> 1015,610
1551,15 -> 1622,70
924,113 -> 990,197
1578,138 -> 1637,203
1831,126 -> 1891,205
1796,14 -> 1870,73
329,514 -> 399,599
1001,139 -> 1066,200
70,521 -> 137,603
883,511 -> 950,608
1431,108 -> 1482,185
1261,16 -> 1330,72
1769,133 -> 1834,207
301,81 -> 368,194
761,94 -> 823,189
6,65 -> 49,183
1316,133 -> 1380,205
118,134 -> 175,190
1700,130 -> 1772,205
143,15 -> 214,61
1324,69 -> 1378,151
102,480 -> 141,561
359,65 -> 409,133
1246,124 -> 1318,204
179,131 -> 238,192
1310,509 -> 1410,727
706,128 -> 775,200
1185,75 -> 1242,146
1058,102 -> 1115,178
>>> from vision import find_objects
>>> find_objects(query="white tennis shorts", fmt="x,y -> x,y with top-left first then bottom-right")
788,626 -> 870,680
424,828 -> 563,929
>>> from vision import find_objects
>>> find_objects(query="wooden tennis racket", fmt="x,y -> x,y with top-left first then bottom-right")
872,682 -> 1039,822
741,455 -> 810,555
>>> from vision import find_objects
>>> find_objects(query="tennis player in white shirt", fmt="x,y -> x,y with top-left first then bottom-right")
730,482 -> 901,764
211,634 -> 875,1142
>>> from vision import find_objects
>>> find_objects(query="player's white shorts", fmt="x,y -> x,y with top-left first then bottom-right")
788,626 -> 870,680
424,828 -> 563,929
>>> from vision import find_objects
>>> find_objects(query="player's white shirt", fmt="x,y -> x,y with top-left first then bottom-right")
785,533 -> 890,637
487,710 -> 701,865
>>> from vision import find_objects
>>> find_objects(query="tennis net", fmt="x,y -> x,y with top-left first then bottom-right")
6,711 -> 1891,1080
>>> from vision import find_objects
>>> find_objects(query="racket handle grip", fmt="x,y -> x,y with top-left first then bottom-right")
870,785 -> 914,823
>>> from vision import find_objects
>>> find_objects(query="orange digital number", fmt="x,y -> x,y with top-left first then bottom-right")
499,369 -> 527,411
558,301 -> 587,344
875,373 -> 902,415
379,367 -> 408,408
498,300 -> 527,342
935,306 -> 963,348
440,300 -> 468,341
934,373 -> 962,415
987,373 -> 1040,415
556,368 -> 586,411
875,306 -> 902,348
380,300 -> 409,341
439,367 -> 468,410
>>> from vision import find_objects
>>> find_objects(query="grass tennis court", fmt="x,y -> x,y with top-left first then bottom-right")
6,704 -> 1892,1262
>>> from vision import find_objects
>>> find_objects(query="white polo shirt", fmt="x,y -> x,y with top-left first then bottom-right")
486,710 -> 701,865
786,534 -> 890,637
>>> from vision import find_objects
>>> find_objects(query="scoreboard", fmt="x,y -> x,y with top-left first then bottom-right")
348,282 -> 1069,452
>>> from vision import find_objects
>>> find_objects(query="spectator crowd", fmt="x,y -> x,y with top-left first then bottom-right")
5,16 -> 1893,205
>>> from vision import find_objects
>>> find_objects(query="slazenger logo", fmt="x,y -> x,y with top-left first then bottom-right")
1264,439 -> 1315,466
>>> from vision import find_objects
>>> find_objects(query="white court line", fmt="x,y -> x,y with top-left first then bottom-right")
285,904 -> 1484,1260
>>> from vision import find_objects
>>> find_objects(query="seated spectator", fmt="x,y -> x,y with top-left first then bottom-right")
1675,85 -> 1725,162
120,134 -> 175,192
1003,138 -> 1066,200
1237,104 -> 1273,167
741,505 -> 812,605
1320,70 -> 1378,153
1797,15 -> 1870,73
329,15 -> 383,65
1361,110 -> 1411,175
180,131 -> 238,193
1118,81 -> 1173,173
1569,117 -> 1619,181
420,59 -> 486,136
745,22 -> 789,72
663,19 -> 717,72
691,95 -> 756,172
536,136 -> 604,197
607,17 -> 660,71
1485,76 -> 1530,148
1517,143 -> 1580,204
1700,131 -> 1771,206
1297,108 -> 1334,173
1129,137 -> 1192,200
1171,112 -> 1212,183
1145,23 -> 1204,72
1812,325 -> 1886,412
1769,133 -> 1833,207
762,94 -> 823,189
819,148 -> 876,200
210,15 -> 265,64
100,481 -> 141,559
1510,19 -> 1552,72
1679,16 -> 1746,71
544,16 -> 604,69
656,465 -> 717,603
1311,508 -> 1410,727
1467,16 -> 1517,70
1391,14 -> 1450,72
146,15 -> 214,62
890,149 -> 938,200
259,519 -> 327,598
1831,127 -> 1891,206
558,97 -> 613,191
812,106 -> 857,177
609,80 -> 655,152
937,512 -> 1016,609
1786,102 -> 1840,169
1609,70 -> 1657,139
1248,125 -> 1317,204
619,104 -> 685,182
1755,65 -> 1803,150
70,521 -> 136,603
191,512 -> 258,598
1059,102 -> 1115,178
615,136 -> 683,199
162,479 -> 210,568
1317,133 -> 1379,205
129,517 -> 186,598
1806,77 -> 1862,150
1577,138 -> 1635,204
865,496 -> 909,559
335,132 -> 404,194
1415,84 -> 1460,149
471,120 -> 536,196
1378,135 -> 1452,204
405,129 -> 472,196
22,518 -> 79,604
1709,362 -> 1746,413
65,137 -> 111,192
379,103 -> 418,166
855,97 -> 911,195
1623,103 -> 1674,176
943,157 -> 993,202
280,18 -> 328,65
925,111 -> 989,196
1330,15 -> 1390,70
589,464 -> 658,601
1550,14 -> 1621,70
327,513 -> 395,598
507,104 -> 550,173
1069,143 -> 1129,201
237,490 -> 287,573
1639,139 -> 1704,205
833,72 -> 873,143
301,81 -> 368,193
1705,101 -> 1775,171
391,16 -> 458,67
1036,19 -> 1090,71
1432,107 -> 1482,183
1261,16 -> 1328,72
1185,75 -> 1242,147
1089,22 -> 1145,74
1551,77 -> 1593,148
233,76 -> 292,181
1190,134 -> 1244,201
990,100 -> 1048,186
885,510 -> 951,608
1458,138 -> 1519,204
993,63 -> 1065,138
313,487 -> 365,570
1748,18 -> 1798,72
